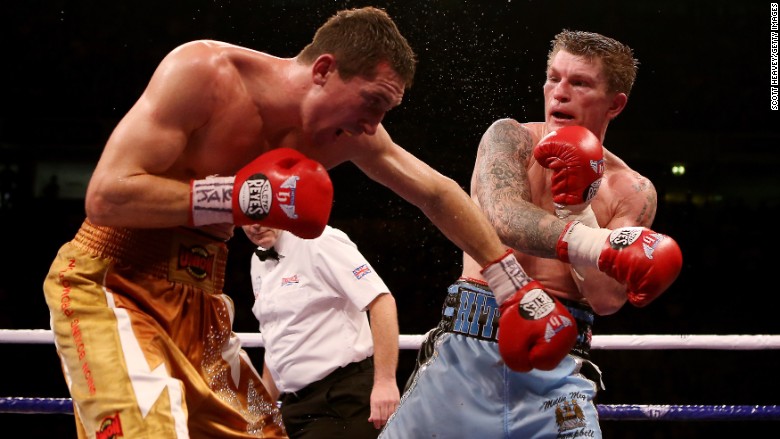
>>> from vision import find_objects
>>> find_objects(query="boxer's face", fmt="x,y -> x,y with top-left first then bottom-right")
242,225 -> 281,249
305,58 -> 404,146
543,50 -> 625,137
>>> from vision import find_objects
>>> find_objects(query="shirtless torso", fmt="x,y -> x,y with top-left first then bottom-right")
462,121 -> 657,308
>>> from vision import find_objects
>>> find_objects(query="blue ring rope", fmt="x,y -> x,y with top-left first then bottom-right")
1,397 -> 779,420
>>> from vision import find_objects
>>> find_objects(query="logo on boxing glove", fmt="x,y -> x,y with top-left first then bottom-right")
238,173 -> 272,220
543,314 -> 574,343
518,289 -> 556,320
517,290 -> 575,344
582,159 -> 604,203
583,177 -> 602,203
641,233 -> 666,260
608,227 -> 642,249
590,159 -> 605,176
277,176 -> 299,220
608,227 -> 667,260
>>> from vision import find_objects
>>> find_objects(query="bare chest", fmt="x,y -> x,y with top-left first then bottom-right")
527,161 -> 617,226
176,104 -> 276,177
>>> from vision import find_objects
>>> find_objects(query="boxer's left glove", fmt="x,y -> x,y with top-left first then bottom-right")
534,125 -> 603,230
558,223 -> 683,307
482,250 -> 577,372
189,148 -> 333,239
534,125 -> 604,219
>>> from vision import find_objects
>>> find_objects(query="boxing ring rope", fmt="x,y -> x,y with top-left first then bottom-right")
2,329 -> 779,420
4,330 -> 780,350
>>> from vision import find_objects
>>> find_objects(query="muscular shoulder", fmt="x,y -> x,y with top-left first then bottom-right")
602,149 -> 655,195
159,40 -> 280,94
481,118 -> 533,149
158,41 -> 244,86
476,119 -> 540,168
141,42 -> 232,121
598,149 -> 658,227
167,40 -> 243,64
146,41 -> 269,130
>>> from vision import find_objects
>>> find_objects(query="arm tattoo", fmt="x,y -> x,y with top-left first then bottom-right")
474,119 -> 560,258
632,177 -> 658,226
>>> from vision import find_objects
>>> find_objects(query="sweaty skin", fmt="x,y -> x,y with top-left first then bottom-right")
462,121 -> 656,310
460,49 -> 657,315
86,40 -> 508,266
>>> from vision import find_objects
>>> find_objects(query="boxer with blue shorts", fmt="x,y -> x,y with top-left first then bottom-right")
380,278 -> 602,439
382,29 -> 683,439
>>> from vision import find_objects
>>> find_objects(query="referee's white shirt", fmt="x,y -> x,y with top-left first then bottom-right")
250,226 -> 390,394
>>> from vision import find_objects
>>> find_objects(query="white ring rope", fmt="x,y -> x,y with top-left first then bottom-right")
2,329 -> 780,350
3,329 -> 779,420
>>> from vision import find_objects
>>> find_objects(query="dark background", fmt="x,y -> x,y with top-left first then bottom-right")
2,1 -> 779,437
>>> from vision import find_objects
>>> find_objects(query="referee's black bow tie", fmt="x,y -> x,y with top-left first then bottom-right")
255,247 -> 281,261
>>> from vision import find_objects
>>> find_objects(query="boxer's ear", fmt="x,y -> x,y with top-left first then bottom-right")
312,54 -> 337,86
607,93 -> 627,120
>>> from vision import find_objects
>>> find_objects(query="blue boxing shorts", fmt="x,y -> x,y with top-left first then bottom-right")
380,278 -> 603,439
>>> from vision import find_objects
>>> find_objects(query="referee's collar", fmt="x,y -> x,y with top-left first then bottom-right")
274,230 -> 294,254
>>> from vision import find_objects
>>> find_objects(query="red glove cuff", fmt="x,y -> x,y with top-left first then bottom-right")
555,221 -> 579,263
481,248 -> 514,272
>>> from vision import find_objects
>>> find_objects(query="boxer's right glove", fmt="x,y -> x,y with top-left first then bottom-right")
482,250 -> 577,372
557,223 -> 683,307
189,148 -> 333,239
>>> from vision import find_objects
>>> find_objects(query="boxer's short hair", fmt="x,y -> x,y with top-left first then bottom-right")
298,7 -> 417,88
548,30 -> 638,97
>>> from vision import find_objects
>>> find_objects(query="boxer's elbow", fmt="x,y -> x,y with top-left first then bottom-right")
85,183 -> 127,226
85,192 -> 115,226
578,276 -> 628,316
588,296 -> 627,316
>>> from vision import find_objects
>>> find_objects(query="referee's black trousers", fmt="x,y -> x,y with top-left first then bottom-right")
278,357 -> 378,439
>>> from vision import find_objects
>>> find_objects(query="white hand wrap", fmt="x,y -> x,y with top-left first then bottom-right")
559,221 -> 612,270
190,176 -> 235,226
480,251 -> 533,305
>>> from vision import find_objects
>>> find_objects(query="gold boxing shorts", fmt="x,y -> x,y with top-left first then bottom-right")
43,220 -> 286,438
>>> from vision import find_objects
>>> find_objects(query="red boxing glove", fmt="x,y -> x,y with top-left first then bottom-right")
190,148 -> 333,239
498,281 -> 578,372
232,148 -> 333,238
597,227 -> 683,307
534,126 -> 604,216
481,251 -> 577,372
558,223 -> 683,307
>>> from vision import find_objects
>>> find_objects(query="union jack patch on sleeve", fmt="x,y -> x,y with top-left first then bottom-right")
353,264 -> 372,280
